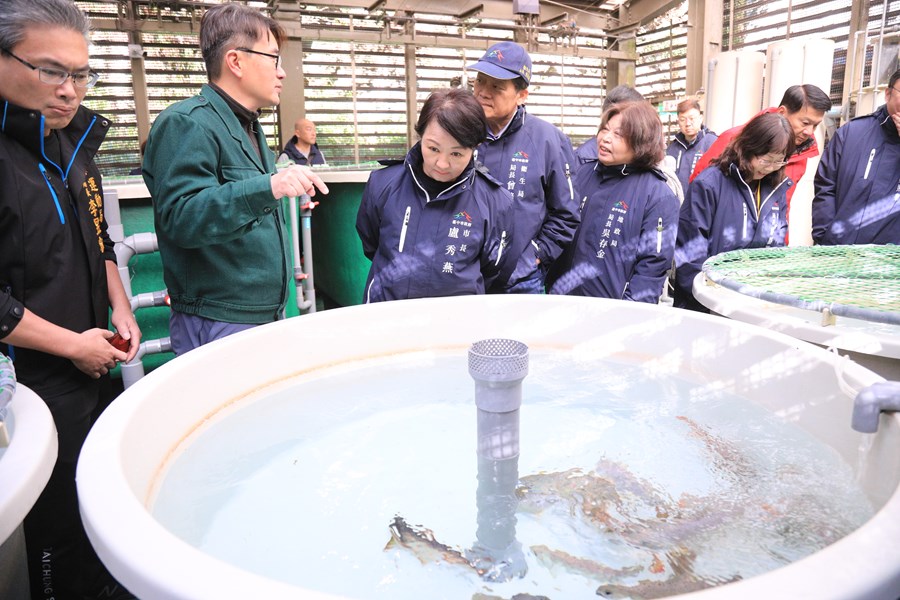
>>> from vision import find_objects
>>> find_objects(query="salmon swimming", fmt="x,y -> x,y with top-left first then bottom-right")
472,594 -> 551,600
384,515 -> 479,572
594,548 -> 742,599
530,544 -> 642,580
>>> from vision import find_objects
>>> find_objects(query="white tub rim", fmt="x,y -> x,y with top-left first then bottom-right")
0,383 -> 57,546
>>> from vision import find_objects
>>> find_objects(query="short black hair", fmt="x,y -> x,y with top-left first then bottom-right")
778,84 -> 832,114
415,88 -> 488,149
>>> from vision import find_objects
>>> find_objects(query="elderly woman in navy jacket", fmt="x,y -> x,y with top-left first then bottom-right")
674,112 -> 795,310
356,88 -> 515,302
548,101 -> 680,302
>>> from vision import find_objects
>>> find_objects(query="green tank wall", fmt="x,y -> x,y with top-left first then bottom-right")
309,180 -> 370,308
112,169 -> 374,373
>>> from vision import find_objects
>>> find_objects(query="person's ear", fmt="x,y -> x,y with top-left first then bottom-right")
224,50 -> 243,78
517,88 -> 529,105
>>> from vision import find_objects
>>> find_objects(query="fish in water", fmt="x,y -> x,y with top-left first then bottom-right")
472,594 -> 551,600
384,515 -> 479,572
530,544 -> 642,580
595,573 -> 743,599
595,548 -> 742,599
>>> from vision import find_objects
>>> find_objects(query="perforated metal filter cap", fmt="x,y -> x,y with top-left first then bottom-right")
468,339 -> 529,383
469,339 -> 529,413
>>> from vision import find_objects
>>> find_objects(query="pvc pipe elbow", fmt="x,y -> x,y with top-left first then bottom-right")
852,381 -> 900,433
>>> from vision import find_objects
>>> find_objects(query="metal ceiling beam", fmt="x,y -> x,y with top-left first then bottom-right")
608,0 -> 683,34
93,16 -> 634,60
277,0 -> 617,31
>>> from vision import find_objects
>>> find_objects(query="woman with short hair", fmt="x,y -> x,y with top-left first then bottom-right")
356,88 -> 516,302
548,101 -> 680,302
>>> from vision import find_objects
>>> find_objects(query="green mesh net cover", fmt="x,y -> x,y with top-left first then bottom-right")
701,245 -> 900,326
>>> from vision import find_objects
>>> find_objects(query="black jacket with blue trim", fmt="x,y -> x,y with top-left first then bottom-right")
356,144 -> 516,302
0,99 -> 114,391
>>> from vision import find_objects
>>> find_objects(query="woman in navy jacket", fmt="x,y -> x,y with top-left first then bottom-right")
674,112 -> 795,310
548,101 -> 680,303
356,88 -> 515,302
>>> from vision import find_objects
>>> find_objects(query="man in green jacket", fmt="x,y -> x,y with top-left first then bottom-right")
143,3 -> 327,355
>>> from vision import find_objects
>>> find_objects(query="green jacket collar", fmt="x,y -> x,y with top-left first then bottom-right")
199,83 -> 273,173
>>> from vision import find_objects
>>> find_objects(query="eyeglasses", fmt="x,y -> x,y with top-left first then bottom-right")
677,115 -> 700,124
890,86 -> 900,95
758,157 -> 788,168
234,47 -> 282,70
2,48 -> 99,88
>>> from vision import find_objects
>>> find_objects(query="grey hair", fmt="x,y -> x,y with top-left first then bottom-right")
0,0 -> 91,51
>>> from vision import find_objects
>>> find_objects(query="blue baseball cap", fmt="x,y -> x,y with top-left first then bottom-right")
467,42 -> 532,86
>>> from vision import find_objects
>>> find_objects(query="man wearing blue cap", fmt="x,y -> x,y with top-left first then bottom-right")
468,41 -> 580,293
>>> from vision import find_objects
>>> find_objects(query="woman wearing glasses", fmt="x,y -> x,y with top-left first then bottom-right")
673,112 -> 795,310
665,97 -> 718,193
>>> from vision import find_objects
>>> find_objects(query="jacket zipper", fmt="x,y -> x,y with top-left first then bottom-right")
863,148 -> 876,180
39,163 -> 65,224
742,203 -> 748,240
565,162 -> 574,200
656,217 -> 663,253
766,205 -> 779,246
495,231 -> 507,266
398,206 -> 411,252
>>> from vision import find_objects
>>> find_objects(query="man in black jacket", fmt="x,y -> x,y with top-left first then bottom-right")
278,117 -> 327,166
0,0 -> 140,597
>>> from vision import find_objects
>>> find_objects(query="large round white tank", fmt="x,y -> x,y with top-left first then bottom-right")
0,384 -> 57,599
76,296 -> 900,600
764,39 -> 835,109
764,39 -> 836,246
705,50 -> 765,136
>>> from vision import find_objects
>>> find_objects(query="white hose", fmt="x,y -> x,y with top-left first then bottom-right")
829,346 -> 860,399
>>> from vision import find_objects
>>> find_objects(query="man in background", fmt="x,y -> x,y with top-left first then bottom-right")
144,3 -> 327,356
468,41 -> 580,293
690,84 -> 833,214
0,0 -> 140,597
278,117 -> 326,166
812,68 -> 900,245
666,97 -> 717,192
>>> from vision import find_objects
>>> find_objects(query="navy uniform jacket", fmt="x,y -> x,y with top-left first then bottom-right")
812,104 -> 900,245
574,137 -> 599,165
674,163 -> 791,308
475,106 -> 580,286
0,100 -> 113,392
548,162 -> 680,303
356,144 -> 515,302
666,126 -> 718,193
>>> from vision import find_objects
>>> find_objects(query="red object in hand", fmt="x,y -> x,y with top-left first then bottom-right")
108,333 -> 130,353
